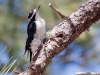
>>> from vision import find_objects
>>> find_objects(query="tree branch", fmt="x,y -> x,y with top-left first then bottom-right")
18,0 -> 100,75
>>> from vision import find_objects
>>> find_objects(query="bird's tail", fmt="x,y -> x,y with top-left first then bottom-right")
23,38 -> 30,57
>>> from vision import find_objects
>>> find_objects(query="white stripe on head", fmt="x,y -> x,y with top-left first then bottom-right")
28,9 -> 37,21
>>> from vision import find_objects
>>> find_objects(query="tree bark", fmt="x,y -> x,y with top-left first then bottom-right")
18,0 -> 100,75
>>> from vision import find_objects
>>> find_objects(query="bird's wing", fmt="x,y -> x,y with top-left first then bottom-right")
24,22 -> 36,62
27,21 -> 36,36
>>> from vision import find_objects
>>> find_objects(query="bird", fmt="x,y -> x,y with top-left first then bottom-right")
24,5 -> 45,62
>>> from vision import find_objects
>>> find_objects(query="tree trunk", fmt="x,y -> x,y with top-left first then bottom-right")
18,0 -> 100,75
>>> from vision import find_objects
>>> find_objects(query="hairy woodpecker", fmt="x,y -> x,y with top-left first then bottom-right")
24,5 -> 45,62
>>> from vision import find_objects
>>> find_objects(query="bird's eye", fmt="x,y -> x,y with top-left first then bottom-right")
28,11 -> 33,19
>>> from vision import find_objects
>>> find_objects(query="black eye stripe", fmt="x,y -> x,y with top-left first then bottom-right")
28,10 -> 33,19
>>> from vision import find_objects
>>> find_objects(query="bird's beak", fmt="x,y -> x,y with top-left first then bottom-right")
36,5 -> 41,11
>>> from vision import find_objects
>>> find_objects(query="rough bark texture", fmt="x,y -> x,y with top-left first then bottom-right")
19,0 -> 100,75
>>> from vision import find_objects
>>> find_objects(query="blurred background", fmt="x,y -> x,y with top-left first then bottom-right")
0,0 -> 100,75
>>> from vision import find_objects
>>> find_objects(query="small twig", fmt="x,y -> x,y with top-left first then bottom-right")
49,3 -> 66,19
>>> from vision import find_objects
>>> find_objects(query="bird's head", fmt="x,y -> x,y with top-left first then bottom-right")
28,5 -> 41,20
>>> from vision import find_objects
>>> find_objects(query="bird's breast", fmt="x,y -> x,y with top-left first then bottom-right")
34,20 -> 45,39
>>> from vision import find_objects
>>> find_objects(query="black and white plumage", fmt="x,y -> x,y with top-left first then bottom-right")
24,6 -> 45,62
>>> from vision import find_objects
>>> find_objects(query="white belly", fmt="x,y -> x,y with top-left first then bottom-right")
31,20 -> 45,54
31,38 -> 41,53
